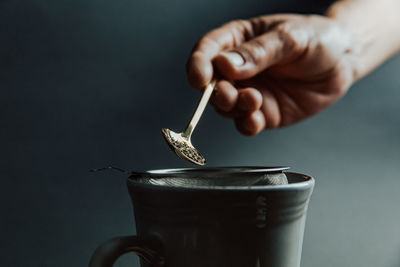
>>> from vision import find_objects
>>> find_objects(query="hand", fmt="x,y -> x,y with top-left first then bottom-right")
187,14 -> 357,136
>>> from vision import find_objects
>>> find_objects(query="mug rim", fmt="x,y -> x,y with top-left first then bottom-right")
127,167 -> 314,192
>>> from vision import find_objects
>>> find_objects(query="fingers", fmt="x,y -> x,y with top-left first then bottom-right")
188,16 -> 305,87
260,89 -> 281,129
237,87 -> 263,112
212,82 -> 262,115
212,80 -> 238,112
212,82 -> 266,135
235,110 -> 266,136
187,20 -> 253,89
187,16 -> 304,136
211,81 -> 282,135
214,30 -> 299,80
187,51 -> 214,90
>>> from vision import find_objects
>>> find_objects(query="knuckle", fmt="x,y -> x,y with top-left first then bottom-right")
225,19 -> 246,29
191,51 -> 203,60
252,18 -> 284,35
276,24 -> 295,49
187,51 -> 203,69
196,36 -> 218,51
223,20 -> 249,46
238,39 -> 266,65
275,22 -> 307,57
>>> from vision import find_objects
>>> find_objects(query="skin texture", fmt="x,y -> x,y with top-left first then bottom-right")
187,0 -> 400,136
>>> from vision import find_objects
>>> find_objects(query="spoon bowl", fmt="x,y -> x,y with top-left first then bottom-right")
162,79 -> 216,165
162,128 -> 206,165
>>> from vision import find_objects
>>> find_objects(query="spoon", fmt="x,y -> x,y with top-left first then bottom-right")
162,79 -> 217,165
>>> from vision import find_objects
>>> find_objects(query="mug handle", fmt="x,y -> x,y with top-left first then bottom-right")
89,235 -> 164,267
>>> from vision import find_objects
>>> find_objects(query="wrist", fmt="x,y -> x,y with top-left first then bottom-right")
325,2 -> 368,82
325,0 -> 400,81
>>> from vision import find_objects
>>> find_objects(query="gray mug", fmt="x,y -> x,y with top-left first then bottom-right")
89,167 -> 314,267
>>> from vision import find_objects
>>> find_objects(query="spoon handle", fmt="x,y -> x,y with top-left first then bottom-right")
183,79 -> 217,139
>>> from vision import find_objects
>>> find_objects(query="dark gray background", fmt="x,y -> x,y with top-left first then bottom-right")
1,0 -> 399,266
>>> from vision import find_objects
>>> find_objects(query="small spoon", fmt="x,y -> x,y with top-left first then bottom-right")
162,79 -> 217,165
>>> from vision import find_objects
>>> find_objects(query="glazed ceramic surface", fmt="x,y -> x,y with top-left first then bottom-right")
89,167 -> 314,267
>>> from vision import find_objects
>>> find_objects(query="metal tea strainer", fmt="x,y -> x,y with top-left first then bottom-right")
130,167 -> 290,188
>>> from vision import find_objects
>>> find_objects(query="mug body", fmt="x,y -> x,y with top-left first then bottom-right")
127,167 -> 314,267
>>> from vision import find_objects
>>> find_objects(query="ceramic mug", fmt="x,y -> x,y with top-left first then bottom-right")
89,167 -> 314,267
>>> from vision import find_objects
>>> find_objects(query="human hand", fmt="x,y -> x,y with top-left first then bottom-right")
187,14 -> 357,136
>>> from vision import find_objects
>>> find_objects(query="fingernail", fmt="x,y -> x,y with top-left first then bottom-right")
220,51 -> 245,66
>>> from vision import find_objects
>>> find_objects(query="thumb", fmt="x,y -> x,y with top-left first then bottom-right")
214,31 -> 298,80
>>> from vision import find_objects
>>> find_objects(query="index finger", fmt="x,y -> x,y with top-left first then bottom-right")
187,20 -> 253,89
